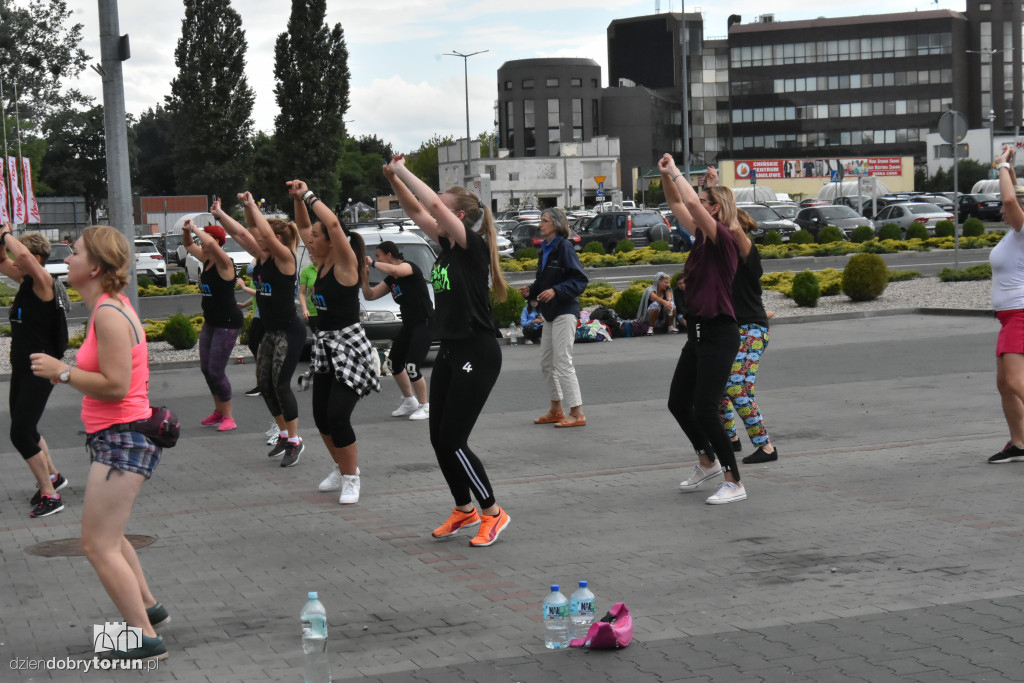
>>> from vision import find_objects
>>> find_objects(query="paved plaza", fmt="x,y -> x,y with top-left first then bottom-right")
2,312 -> 1023,682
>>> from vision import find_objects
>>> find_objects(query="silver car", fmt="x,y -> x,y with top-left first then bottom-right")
872,203 -> 954,237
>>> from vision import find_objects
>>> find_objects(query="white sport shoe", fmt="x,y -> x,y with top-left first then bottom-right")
409,403 -> 429,421
319,465 -> 360,492
392,397 -> 420,417
339,475 -> 360,504
706,481 -> 747,505
265,422 -> 281,446
678,462 -> 723,492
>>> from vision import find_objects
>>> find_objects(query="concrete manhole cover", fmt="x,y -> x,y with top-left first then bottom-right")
25,535 -> 156,557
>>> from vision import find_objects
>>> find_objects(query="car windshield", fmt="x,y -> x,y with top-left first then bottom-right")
818,206 -> 859,220
48,244 -> 72,263
974,194 -> 998,201
772,205 -> 797,218
907,203 -> 943,214
742,206 -> 779,221
135,242 -> 158,253
366,242 -> 436,284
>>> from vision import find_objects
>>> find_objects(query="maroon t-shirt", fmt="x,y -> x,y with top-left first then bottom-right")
682,220 -> 739,319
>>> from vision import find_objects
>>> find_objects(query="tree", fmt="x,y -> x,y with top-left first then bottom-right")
406,135 -> 453,190
165,0 -> 255,204
39,105 -> 106,222
0,0 -> 90,131
247,131 -> 283,213
273,0 -> 350,209
133,106 -> 176,196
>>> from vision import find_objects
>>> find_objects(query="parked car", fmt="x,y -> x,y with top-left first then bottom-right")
495,219 -> 519,238
957,193 -> 1002,220
765,202 -> 799,220
793,205 -> 867,239
737,203 -> 799,242
664,214 -> 694,252
509,221 -> 581,253
871,203 -> 954,237
799,199 -> 830,208
152,233 -> 185,265
134,239 -> 167,282
184,235 -> 253,284
915,194 -> 955,212
576,210 -> 670,253
46,242 -> 72,282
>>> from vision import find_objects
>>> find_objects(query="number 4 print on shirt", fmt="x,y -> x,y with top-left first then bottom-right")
462,362 -> 473,373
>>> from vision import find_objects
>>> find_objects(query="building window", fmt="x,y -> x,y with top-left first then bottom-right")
572,98 -> 582,128
548,99 -> 560,128
549,128 -> 560,156
504,81 -> 512,90
570,77 -> 582,87
591,78 -> 599,87
525,128 -> 536,157
524,100 -> 535,128
546,78 -> 558,87
592,100 -> 599,136
504,100 -> 514,150
509,172 -> 519,181
548,99 -> 560,155
522,79 -> 534,89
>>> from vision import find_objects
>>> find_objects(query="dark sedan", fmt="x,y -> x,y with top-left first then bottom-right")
737,203 -> 799,242
509,222 -> 581,253
957,193 -> 1002,221
793,205 -> 869,239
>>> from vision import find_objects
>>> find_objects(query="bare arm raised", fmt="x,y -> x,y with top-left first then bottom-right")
289,180 -> 359,286
997,145 -> 1024,232
211,199 -> 263,257
387,154 -> 468,249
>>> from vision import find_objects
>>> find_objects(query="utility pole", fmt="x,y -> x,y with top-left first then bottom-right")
681,4 -> 690,183
443,50 -> 488,181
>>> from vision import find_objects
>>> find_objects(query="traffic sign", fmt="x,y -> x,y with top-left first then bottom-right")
750,168 -> 757,185
938,111 -> 968,143
594,176 -> 606,184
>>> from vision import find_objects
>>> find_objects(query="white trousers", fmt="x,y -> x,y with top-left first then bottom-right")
540,313 -> 582,408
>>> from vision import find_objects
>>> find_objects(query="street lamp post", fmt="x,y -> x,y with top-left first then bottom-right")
443,49 -> 488,180
989,109 -> 996,175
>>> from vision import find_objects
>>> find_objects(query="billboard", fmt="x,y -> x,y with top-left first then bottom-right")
733,157 -> 902,181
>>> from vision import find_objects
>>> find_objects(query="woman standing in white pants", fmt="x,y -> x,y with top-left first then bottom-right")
521,208 -> 589,428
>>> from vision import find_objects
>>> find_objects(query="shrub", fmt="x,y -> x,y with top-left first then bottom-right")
514,247 -> 538,260
791,270 -> 820,307
842,253 -> 889,301
137,275 -> 155,288
850,225 -> 875,243
877,223 -> 902,241
938,264 -> 992,282
761,230 -> 783,245
0,324 -> 10,337
888,269 -> 921,282
905,223 -> 929,240
963,217 -> 985,237
669,270 -> 685,289
238,309 -> 254,346
613,283 -> 647,319
615,239 -> 635,253
817,225 -> 845,244
934,220 -> 955,238
583,241 -> 606,254
579,281 -> 618,308
163,313 -> 199,350
789,229 -> 814,244
490,284 -> 525,328
860,239 -> 894,254
650,240 -> 670,252
169,271 -> 188,285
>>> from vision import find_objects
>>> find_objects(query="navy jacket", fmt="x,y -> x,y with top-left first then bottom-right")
525,235 -> 589,320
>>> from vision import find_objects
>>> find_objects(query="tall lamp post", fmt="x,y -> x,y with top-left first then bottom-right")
680,3 -> 690,183
966,47 -> 1007,176
443,49 -> 488,180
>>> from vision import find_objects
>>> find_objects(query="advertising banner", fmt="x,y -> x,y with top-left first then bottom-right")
22,157 -> 40,224
7,157 -> 26,224
733,157 -> 902,181
0,164 -> 8,223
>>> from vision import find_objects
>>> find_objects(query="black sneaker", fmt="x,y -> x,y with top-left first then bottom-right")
988,443 -> 1024,464
267,436 -> 288,458
29,472 -> 69,506
244,386 -> 262,397
743,446 -> 779,464
30,494 -> 65,518
103,634 -> 168,662
281,439 -> 304,467
731,439 -> 742,452
147,602 -> 171,629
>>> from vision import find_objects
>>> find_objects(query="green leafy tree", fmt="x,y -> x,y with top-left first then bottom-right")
133,106 -> 177,196
406,134 -> 453,190
273,0 -> 350,209
165,0 -> 255,204
39,105 -> 106,221
337,136 -> 395,207
247,131 -> 282,213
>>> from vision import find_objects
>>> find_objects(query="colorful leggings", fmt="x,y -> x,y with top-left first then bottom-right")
719,324 -> 771,447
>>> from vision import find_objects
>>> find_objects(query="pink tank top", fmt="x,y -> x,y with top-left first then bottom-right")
78,294 -> 151,433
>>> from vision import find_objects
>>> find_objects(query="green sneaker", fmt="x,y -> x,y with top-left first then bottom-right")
123,635 -> 168,661
147,602 -> 171,629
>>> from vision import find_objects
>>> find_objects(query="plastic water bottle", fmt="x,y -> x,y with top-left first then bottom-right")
510,324 -> 519,346
542,585 -> 570,649
569,581 -> 596,639
301,592 -> 330,683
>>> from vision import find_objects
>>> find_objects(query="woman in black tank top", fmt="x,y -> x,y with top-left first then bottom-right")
181,220 -> 243,432
0,224 -> 69,519
290,179 -> 379,505
213,195 -> 307,467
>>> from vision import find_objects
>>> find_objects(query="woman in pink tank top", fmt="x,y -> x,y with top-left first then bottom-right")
31,226 -> 170,662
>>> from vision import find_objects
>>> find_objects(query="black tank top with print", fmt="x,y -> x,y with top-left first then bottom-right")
200,261 -> 243,329
10,275 -> 60,370
255,255 -> 297,331
311,264 -> 359,331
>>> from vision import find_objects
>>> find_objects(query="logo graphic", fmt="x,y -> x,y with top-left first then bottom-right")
430,264 -> 450,293
260,281 -> 272,294
93,622 -> 142,653
199,283 -> 212,296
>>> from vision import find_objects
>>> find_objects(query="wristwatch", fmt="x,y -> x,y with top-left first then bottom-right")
58,365 -> 72,383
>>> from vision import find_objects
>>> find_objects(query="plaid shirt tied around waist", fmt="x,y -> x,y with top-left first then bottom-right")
311,324 -> 381,397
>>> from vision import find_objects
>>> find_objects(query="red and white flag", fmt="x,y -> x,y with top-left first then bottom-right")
22,157 -> 39,224
7,157 -> 26,224
0,164 -> 9,223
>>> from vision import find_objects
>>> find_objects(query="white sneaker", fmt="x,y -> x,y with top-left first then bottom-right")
339,475 -> 360,504
318,465 -> 360,492
265,422 -> 281,446
392,397 -> 420,417
706,481 -> 747,505
409,403 -> 429,421
678,462 -> 723,492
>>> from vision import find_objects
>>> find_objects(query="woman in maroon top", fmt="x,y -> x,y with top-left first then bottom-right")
658,154 -> 746,505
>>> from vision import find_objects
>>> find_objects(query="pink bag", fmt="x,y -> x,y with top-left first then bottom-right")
569,602 -> 633,649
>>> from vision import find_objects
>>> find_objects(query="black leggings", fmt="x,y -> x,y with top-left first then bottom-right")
312,371 -> 360,448
667,316 -> 742,480
256,317 -> 306,421
430,333 -> 502,509
389,320 -> 432,382
9,366 -> 54,460
247,316 -> 265,358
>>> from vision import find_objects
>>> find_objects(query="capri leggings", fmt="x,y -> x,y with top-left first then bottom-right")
429,332 -> 502,509
9,367 -> 54,460
667,315 -> 742,480
199,324 -> 240,402
247,316 -> 264,358
311,369 -> 360,448
389,320 -> 432,382
255,317 -> 306,421
719,324 -> 772,448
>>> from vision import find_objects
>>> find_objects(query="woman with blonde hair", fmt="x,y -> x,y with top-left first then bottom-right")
31,225 -> 170,661
0,223 -> 69,517
385,154 -> 512,547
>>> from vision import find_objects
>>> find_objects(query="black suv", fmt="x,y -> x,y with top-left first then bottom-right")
577,210 -> 670,253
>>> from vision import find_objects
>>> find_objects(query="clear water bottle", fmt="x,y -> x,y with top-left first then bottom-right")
569,580 -> 596,639
510,324 -> 519,346
542,584 -> 569,649
301,592 -> 330,683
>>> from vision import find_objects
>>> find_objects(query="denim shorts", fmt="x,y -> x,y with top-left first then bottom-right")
86,427 -> 162,479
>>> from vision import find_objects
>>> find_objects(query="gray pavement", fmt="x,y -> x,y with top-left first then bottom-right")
3,312 -> 1024,682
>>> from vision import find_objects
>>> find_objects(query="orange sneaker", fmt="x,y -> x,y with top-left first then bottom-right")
432,508 -> 481,538
469,507 -> 511,547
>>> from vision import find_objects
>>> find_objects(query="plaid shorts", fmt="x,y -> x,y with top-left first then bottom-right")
86,427 -> 162,479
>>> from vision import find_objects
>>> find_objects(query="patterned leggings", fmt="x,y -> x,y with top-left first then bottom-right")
719,324 -> 771,447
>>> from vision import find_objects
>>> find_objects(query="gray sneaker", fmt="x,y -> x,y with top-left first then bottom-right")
281,439 -> 304,467
678,462 -> 723,492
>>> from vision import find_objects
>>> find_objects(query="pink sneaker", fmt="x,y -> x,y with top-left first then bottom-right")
200,411 -> 223,426
217,417 -> 237,432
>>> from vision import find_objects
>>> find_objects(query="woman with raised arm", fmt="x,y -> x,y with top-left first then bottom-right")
361,240 -> 433,421
182,220 -> 243,432
212,196 -> 306,467
988,144 -> 1024,464
0,223 -> 69,518
31,225 -> 170,661
659,155 -> 745,505
384,155 -> 512,547
288,180 -> 380,504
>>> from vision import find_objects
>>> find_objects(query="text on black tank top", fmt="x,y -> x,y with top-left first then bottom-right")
311,264 -> 360,331
430,229 -> 496,340
200,261 -> 244,329
385,261 -> 433,325
255,255 -> 297,330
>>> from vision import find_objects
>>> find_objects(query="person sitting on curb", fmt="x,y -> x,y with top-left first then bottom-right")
636,272 -> 678,335
520,299 -> 544,344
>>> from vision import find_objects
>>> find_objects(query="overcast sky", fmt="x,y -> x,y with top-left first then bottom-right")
60,0 -> 961,154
